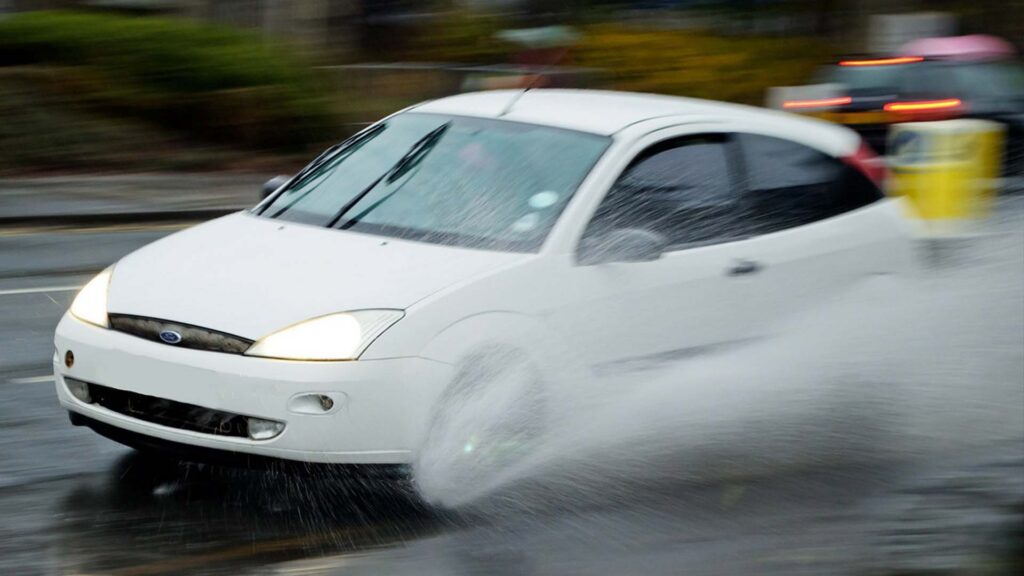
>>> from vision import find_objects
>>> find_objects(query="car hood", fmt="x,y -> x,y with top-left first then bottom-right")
107,212 -> 527,339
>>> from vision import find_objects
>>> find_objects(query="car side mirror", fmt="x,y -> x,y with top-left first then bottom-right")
577,228 -> 668,266
261,175 -> 291,199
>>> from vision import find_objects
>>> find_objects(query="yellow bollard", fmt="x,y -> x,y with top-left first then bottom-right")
887,120 -> 1005,236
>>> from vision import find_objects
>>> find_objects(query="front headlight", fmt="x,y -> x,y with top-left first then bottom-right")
245,310 -> 404,361
70,268 -> 113,328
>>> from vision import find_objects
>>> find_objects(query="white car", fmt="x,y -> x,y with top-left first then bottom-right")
54,89 -> 912,478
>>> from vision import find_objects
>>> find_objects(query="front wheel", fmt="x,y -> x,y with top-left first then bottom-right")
413,348 -> 546,508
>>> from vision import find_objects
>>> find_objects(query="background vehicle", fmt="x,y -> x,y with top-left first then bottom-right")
785,35 -> 1024,171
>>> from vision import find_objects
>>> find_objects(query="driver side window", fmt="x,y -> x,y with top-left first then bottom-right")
583,134 -> 743,248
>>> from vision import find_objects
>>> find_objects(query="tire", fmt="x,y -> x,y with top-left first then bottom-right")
413,347 -> 546,508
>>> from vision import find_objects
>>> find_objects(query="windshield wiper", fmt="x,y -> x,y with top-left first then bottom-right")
264,122 -> 387,217
325,122 -> 450,229
261,123 -> 387,217
298,123 -> 385,183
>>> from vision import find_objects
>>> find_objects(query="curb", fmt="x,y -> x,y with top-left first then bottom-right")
0,208 -> 244,228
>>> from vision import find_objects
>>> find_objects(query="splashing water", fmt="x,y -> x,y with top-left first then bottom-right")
414,202 -> 1024,511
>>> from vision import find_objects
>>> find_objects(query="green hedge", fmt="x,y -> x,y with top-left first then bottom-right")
0,11 -> 337,149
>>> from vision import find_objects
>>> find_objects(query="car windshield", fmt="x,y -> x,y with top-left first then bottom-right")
256,113 -> 610,252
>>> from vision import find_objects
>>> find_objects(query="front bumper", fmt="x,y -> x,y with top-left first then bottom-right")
54,313 -> 453,464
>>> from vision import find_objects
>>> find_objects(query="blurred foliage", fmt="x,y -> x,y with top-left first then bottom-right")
0,7 -> 835,173
0,70 -> 272,174
0,10 -> 338,150
399,8 -> 827,106
405,5 -> 510,63
0,72 -> 228,173
575,24 -> 828,105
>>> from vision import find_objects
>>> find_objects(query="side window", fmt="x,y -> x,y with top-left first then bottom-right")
584,135 -> 743,247
737,134 -> 881,234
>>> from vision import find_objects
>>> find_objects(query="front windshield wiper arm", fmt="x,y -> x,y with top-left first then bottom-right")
337,128 -> 450,229
325,122 -> 450,229
262,124 -> 387,219
289,123 -> 386,191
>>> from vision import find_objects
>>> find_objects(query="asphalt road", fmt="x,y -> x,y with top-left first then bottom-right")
0,206 -> 1021,576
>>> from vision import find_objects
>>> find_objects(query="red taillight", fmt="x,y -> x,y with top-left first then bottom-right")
839,56 -> 924,67
783,96 -> 852,110
883,98 -> 962,113
843,141 -> 886,187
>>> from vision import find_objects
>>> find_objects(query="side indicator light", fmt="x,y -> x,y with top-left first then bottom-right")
884,98 -> 962,113
783,96 -> 852,109
839,56 -> 924,67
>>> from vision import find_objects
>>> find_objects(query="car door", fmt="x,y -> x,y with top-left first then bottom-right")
549,132 -> 763,379
728,131 -> 909,334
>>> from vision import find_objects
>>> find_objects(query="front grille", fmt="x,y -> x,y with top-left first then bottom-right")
108,314 -> 253,355
80,379 -> 250,438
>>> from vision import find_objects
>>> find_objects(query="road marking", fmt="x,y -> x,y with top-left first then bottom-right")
9,375 -> 54,384
110,526 -> 385,576
0,285 -> 80,296
0,221 -> 191,237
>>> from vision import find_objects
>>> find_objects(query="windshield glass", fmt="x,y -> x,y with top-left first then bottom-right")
257,113 -> 610,252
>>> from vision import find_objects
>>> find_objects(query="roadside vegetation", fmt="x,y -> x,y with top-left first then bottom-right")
574,24 -> 826,106
407,8 -> 828,106
0,70 -> 257,174
0,10 -> 339,174
0,8 -> 828,174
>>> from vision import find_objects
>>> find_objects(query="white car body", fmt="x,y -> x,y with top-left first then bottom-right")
54,89 -> 914,465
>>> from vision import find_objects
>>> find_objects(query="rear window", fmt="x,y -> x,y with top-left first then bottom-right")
951,61 -> 1024,99
818,64 -> 909,94
898,61 -> 960,99
825,60 -> 1024,102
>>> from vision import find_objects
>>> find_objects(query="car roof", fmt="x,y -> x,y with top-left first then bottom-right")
903,34 -> 1018,62
411,89 -> 845,139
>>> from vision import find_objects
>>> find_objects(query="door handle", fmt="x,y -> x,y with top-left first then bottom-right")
727,259 -> 762,276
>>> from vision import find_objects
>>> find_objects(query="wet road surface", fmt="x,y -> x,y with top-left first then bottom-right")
1,205 -> 1021,576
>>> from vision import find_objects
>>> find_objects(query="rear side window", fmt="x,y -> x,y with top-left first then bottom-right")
584,135 -> 744,247
737,134 -> 882,234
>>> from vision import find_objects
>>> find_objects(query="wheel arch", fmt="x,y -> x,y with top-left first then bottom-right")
419,311 -> 588,407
